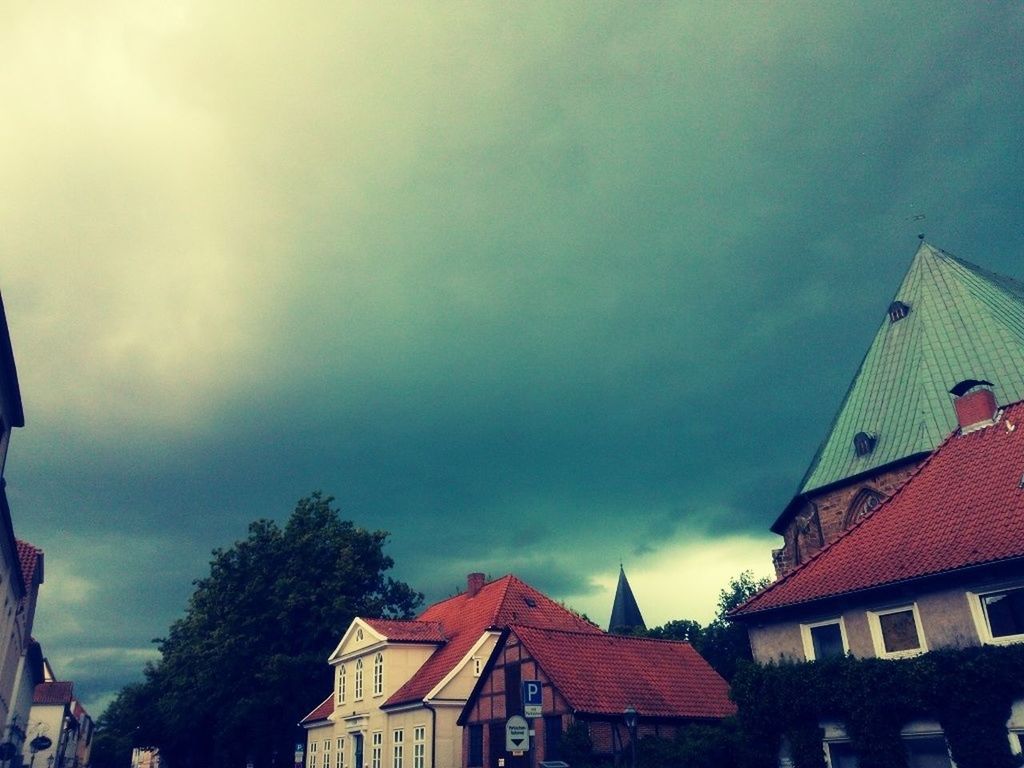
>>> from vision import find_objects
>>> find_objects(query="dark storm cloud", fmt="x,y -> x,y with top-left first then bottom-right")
2,2 -> 1022,712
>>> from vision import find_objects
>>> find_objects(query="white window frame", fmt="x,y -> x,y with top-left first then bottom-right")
371,732 -> 382,768
373,652 -> 384,696
413,726 -> 425,768
355,658 -> 364,700
472,657 -> 482,677
392,729 -> 404,768
309,741 -> 318,768
337,665 -> 346,705
968,585 -> 1024,645
337,738 -> 345,768
899,720 -> 955,766
800,617 -> 849,661
867,603 -> 927,659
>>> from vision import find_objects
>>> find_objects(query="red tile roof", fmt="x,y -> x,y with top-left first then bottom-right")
300,694 -> 334,725
33,681 -> 73,706
362,619 -> 446,643
16,540 -> 41,588
734,400 -> 1024,617
383,575 -> 601,708
511,626 -> 735,719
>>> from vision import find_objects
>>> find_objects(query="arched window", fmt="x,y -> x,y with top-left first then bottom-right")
355,658 -> 364,700
337,665 -> 346,705
843,487 -> 885,529
373,652 -> 384,696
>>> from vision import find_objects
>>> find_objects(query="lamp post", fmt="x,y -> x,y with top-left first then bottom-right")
622,708 -> 637,768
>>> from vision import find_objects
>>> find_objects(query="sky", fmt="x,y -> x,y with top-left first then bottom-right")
1,2 -> 1023,715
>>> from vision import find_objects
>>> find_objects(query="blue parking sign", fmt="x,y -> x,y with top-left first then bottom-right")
523,680 -> 542,717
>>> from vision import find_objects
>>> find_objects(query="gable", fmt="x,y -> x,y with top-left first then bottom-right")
327,618 -> 388,663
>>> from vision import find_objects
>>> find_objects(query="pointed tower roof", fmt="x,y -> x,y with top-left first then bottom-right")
773,242 -> 1024,531
608,566 -> 646,634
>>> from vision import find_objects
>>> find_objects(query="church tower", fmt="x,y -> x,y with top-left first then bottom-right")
608,565 -> 646,634
772,241 -> 1024,576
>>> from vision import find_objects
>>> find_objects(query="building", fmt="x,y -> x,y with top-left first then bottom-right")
771,242 -> 1024,577
0,292 -> 27,734
6,541 -> 45,766
733,384 -> 1024,764
607,567 -> 645,635
457,625 -> 735,768
299,574 -> 602,768
22,677 -> 78,768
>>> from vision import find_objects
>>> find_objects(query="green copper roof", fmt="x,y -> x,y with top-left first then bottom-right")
798,242 -> 1024,496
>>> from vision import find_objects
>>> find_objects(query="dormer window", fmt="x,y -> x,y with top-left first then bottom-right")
888,301 -> 910,323
853,432 -> 876,456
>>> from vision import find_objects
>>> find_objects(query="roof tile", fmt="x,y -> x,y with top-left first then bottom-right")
737,399 -> 1024,616
512,626 -> 735,719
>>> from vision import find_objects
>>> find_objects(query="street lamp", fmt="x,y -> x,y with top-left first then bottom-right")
622,708 -> 637,768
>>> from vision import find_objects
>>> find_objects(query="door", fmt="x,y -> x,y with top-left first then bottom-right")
353,734 -> 364,768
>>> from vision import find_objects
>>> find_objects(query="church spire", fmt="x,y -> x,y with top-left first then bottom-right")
608,565 -> 646,634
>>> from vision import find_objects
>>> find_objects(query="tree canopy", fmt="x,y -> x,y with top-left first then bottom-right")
644,570 -> 769,681
93,493 -> 422,768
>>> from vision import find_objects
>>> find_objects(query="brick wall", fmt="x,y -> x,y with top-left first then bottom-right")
772,459 -> 923,577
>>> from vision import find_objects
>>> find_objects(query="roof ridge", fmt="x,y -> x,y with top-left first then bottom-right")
513,624 -> 693,646
490,574 -> 517,625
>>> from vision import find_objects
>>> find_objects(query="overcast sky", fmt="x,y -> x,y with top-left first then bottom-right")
2,2 -> 1023,715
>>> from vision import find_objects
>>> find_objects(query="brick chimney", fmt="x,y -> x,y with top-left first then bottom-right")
951,380 -> 999,433
467,572 -> 485,597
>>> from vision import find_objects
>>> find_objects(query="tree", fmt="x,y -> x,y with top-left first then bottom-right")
644,571 -> 769,681
95,493 -> 422,768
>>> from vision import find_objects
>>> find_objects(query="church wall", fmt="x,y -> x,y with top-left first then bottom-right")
772,459 -> 924,578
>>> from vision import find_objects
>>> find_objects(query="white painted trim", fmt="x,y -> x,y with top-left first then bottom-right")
329,618 -> 389,663
967,586 -> 1024,646
867,603 -> 927,659
799,617 -> 849,661
423,631 -> 500,701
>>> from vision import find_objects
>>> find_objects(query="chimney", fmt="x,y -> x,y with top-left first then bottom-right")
467,572 -> 485,598
950,380 -> 998,433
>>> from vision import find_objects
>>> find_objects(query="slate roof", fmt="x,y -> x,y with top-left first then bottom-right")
362,619 -> 446,643
383,575 -> 601,708
510,626 -> 735,719
300,694 -> 334,725
736,399 -> 1024,617
608,566 -> 646,633
33,681 -> 73,706
781,242 -> 1024,528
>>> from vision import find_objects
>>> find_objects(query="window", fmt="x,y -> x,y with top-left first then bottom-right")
413,727 -> 425,768
902,734 -> 952,767
801,618 -> 848,661
337,738 -> 345,768
392,730 -> 403,768
324,740 -> 331,757
973,586 -> 1024,642
355,659 -> 364,700
868,605 -> 926,658
371,732 -> 382,768
505,662 -> 522,715
825,740 -> 858,768
888,300 -> 911,323
544,717 -> 562,762
356,628 -> 364,641
472,657 -> 482,677
337,665 -> 346,705
373,652 -> 384,696
852,432 -> 876,457
309,741 -> 318,768
467,725 -> 483,767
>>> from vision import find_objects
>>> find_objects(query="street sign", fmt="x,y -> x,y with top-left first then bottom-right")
505,715 -> 529,752
522,680 -> 542,718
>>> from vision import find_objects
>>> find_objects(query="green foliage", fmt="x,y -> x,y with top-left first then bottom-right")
644,571 -> 769,681
731,646 -> 1024,768
94,493 -> 422,768
560,721 -> 596,768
